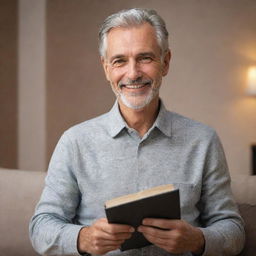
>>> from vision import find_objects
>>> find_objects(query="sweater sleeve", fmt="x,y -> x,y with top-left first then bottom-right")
29,132 -> 84,255
198,131 -> 245,256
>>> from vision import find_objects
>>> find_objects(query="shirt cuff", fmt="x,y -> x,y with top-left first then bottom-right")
61,224 -> 85,255
199,227 -> 224,256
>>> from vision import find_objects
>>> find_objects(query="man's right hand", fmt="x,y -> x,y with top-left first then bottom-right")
77,218 -> 135,255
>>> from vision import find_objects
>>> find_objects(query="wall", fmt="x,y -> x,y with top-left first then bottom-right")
0,0 -> 18,168
18,0 -> 46,171
46,0 -> 256,175
46,0 -> 132,159
159,0 -> 256,176
2,0 -> 255,174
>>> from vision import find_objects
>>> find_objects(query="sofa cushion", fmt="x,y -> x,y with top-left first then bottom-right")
237,204 -> 256,256
231,175 -> 256,205
0,168 -> 45,256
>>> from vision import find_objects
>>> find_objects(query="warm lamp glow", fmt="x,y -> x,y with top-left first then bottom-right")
247,66 -> 256,95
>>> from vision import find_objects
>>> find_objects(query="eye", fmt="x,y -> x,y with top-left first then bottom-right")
112,59 -> 126,67
139,56 -> 153,63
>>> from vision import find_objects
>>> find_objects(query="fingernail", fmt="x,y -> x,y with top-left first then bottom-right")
130,227 -> 135,232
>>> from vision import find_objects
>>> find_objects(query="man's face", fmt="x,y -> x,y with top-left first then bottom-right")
102,23 -> 170,110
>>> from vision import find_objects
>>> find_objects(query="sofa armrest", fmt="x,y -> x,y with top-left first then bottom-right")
237,204 -> 256,256
0,168 -> 46,255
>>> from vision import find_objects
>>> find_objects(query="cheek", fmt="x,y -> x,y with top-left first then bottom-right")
108,69 -> 125,85
142,64 -> 163,79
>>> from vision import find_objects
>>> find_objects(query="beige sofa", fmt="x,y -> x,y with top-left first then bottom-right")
0,168 -> 255,256
0,168 -> 45,256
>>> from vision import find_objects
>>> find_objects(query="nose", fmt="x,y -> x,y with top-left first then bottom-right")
126,60 -> 142,81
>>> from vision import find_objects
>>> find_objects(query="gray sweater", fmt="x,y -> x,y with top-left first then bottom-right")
29,101 -> 245,256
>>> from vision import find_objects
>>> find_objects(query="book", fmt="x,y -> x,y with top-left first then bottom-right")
104,184 -> 180,251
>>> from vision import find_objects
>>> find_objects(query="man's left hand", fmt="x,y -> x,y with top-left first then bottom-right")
138,218 -> 205,255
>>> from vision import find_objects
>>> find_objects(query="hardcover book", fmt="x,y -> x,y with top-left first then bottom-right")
104,184 -> 180,251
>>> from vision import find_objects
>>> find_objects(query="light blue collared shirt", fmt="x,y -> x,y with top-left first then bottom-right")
30,101 -> 244,256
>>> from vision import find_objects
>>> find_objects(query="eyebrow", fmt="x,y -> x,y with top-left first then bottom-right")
137,52 -> 156,58
109,52 -> 157,63
109,54 -> 126,63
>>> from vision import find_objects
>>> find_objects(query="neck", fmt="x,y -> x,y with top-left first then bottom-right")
118,97 -> 160,137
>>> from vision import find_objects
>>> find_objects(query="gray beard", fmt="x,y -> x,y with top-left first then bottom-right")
117,87 -> 159,110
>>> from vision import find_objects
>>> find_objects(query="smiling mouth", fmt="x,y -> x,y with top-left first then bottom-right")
124,83 -> 150,89
119,80 -> 152,89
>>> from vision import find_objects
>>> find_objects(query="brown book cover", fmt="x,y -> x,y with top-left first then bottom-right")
104,184 -> 180,251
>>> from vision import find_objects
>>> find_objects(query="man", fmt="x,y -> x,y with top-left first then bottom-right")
30,8 -> 245,256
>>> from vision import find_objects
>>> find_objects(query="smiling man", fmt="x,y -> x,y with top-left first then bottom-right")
101,21 -> 170,138
30,8 -> 245,256
102,22 -> 167,110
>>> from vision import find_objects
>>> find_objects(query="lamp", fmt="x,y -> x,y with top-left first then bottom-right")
247,66 -> 256,174
247,66 -> 256,96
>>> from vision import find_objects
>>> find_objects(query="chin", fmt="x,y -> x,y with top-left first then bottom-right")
119,92 -> 157,110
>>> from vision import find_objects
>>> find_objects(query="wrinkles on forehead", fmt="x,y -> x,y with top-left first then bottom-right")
104,23 -> 161,61
102,23 -> 162,59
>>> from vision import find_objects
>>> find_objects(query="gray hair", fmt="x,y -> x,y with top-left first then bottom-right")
99,8 -> 169,58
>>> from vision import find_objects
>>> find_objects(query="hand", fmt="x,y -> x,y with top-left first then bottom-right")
78,218 -> 134,255
138,218 -> 205,255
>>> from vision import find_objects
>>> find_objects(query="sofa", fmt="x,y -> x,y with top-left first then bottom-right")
0,168 -> 255,256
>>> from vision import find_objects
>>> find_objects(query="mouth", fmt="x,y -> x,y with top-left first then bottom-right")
124,83 -> 150,89
119,80 -> 152,89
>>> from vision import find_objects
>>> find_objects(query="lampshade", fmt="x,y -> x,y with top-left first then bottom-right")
247,66 -> 256,96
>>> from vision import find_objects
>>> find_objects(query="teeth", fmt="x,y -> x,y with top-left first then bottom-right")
125,84 -> 146,89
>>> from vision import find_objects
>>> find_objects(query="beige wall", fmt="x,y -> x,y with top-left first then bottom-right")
0,0 -> 18,168
2,0 -> 256,175
46,0 -> 132,159
46,0 -> 256,175
159,0 -> 256,176
18,0 -> 46,171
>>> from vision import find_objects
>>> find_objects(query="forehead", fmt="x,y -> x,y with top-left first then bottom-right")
105,23 -> 161,58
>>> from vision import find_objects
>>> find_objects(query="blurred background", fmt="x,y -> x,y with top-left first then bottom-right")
1,0 -> 256,176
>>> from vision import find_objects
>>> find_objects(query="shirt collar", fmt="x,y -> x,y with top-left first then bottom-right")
107,101 -> 127,138
107,99 -> 172,138
153,100 -> 172,138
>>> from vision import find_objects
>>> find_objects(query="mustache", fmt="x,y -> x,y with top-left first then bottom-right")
118,78 -> 152,88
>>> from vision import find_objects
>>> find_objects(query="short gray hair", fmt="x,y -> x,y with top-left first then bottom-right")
99,8 -> 169,58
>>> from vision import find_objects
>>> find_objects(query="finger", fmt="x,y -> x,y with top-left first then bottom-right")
138,225 -> 171,239
99,219 -> 134,234
143,233 -> 183,255
100,231 -> 133,241
142,218 -> 181,230
142,232 -> 167,247
142,232 -> 180,253
106,224 -> 135,234
95,237 -> 125,247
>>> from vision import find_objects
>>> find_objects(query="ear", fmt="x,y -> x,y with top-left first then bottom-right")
101,56 -> 110,81
162,50 -> 171,77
